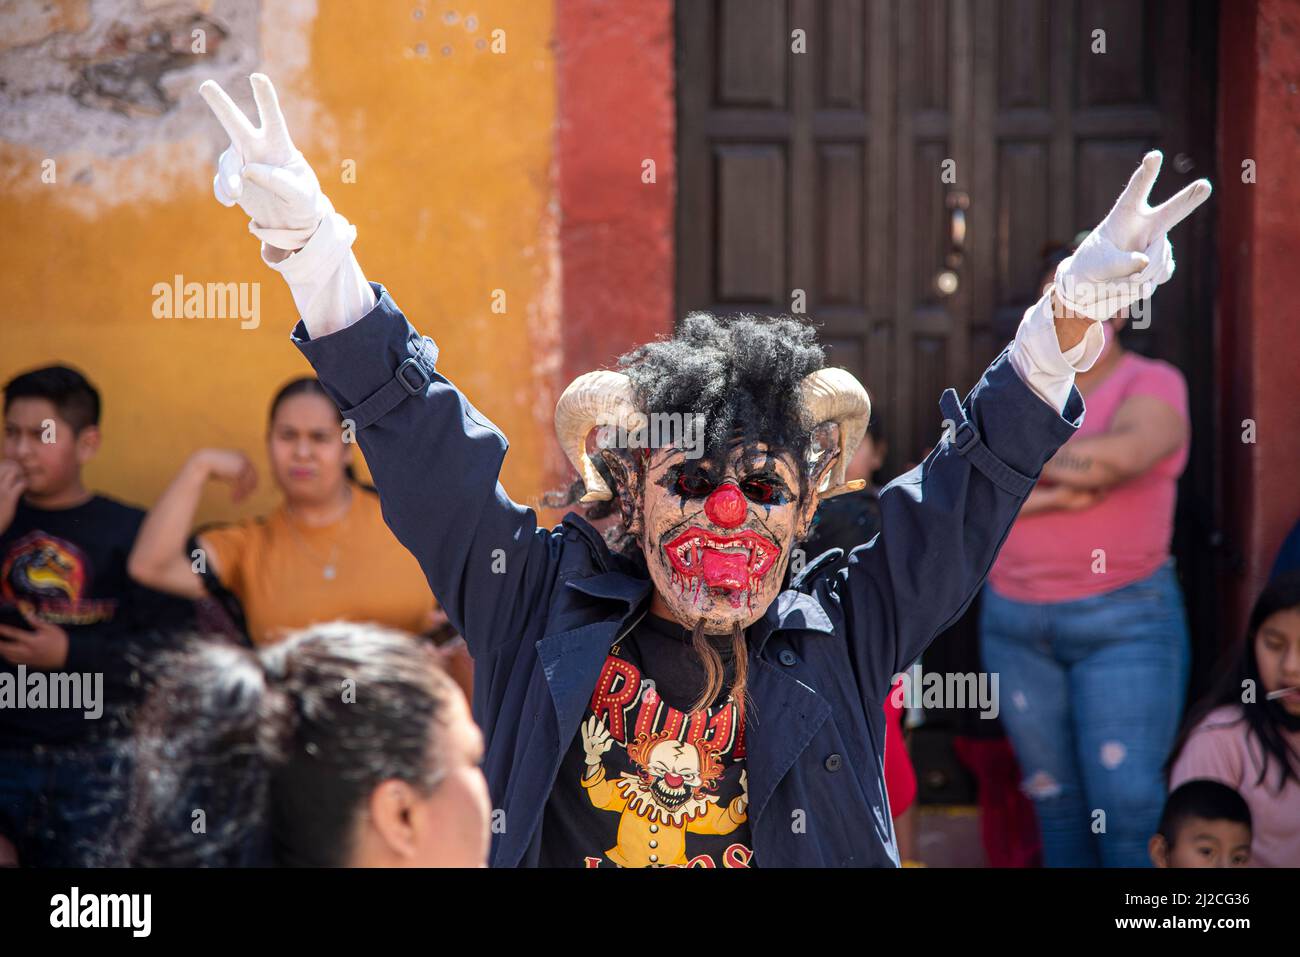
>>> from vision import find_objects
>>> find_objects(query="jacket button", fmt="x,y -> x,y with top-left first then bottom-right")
824,753 -> 843,772
649,840 -> 658,849
778,649 -> 797,666
649,824 -> 658,833
649,854 -> 658,863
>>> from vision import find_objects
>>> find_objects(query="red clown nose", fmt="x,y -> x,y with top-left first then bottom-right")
704,483 -> 748,528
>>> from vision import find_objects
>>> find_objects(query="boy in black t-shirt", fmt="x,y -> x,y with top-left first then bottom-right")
0,365 -> 193,866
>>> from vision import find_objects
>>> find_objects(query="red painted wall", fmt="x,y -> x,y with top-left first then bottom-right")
1217,0 -> 1300,636
554,0 -> 676,387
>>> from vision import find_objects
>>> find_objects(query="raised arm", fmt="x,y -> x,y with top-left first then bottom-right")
837,151 -> 1210,696
197,75 -> 559,657
128,449 -> 257,599
837,348 -> 1082,692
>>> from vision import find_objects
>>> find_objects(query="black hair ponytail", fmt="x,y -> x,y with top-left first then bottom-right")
113,639 -> 285,866
114,624 -> 459,867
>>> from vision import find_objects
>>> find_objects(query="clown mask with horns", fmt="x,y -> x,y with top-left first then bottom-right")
555,313 -> 870,638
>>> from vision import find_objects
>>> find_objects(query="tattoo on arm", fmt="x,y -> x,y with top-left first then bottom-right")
1052,452 -> 1093,472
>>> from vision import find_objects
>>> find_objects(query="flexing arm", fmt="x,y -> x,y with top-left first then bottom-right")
128,449 -> 256,598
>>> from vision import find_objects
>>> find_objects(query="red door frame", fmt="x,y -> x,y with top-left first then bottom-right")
1217,0 -> 1300,637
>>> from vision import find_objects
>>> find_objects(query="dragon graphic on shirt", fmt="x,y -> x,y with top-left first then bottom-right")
1,531 -> 114,625
578,652 -> 752,868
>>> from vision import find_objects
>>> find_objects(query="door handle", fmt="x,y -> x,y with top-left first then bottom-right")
947,190 -> 969,255
935,191 -> 969,297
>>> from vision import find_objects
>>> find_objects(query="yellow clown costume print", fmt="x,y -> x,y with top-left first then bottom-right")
581,716 -> 749,867
568,645 -> 753,868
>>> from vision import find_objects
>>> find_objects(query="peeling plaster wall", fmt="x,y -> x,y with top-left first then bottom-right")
0,0 -> 558,526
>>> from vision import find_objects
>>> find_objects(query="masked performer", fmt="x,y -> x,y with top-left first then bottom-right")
198,75 -> 1209,867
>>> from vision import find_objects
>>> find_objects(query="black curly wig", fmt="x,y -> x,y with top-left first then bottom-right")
618,311 -> 827,475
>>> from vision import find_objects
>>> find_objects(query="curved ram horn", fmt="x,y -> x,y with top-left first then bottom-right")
798,368 -> 871,498
553,370 -> 641,502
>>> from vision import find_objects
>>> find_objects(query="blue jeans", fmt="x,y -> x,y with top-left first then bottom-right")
0,743 -> 128,867
979,560 -> 1190,867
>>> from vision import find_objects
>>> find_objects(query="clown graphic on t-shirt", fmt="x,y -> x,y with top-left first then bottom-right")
578,677 -> 751,868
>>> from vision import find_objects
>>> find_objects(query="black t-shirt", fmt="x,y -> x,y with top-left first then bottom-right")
539,612 -> 753,868
0,495 -> 194,747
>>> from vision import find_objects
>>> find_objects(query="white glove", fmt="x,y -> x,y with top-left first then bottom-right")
733,768 -> 749,815
1054,150 -> 1211,320
580,715 -> 613,768
199,74 -> 333,251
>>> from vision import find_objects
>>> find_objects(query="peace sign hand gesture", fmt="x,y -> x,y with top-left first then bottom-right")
199,73 -> 333,251
1055,150 -> 1211,321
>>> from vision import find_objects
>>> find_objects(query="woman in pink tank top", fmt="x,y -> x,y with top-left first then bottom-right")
980,259 -> 1193,866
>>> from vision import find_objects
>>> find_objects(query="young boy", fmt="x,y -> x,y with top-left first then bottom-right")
0,365 -> 193,866
1149,779 -> 1253,868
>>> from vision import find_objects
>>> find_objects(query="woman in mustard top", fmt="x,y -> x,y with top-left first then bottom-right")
129,378 -> 450,649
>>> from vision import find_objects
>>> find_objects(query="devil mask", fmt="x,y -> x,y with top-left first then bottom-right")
555,314 -> 870,635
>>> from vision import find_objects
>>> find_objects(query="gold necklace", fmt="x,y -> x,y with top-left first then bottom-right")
283,488 -> 352,580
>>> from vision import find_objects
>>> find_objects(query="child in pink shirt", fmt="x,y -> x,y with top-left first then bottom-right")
1168,572 -> 1300,867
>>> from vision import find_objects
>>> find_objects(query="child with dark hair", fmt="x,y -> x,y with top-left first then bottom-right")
0,364 -> 194,866
1167,572 -> 1300,867
1149,779 -> 1252,868
113,623 -> 488,867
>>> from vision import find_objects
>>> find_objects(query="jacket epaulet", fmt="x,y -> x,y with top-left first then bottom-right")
790,547 -> 845,592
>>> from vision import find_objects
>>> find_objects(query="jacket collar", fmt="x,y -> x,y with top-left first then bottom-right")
748,589 -> 836,653
564,571 -> 653,608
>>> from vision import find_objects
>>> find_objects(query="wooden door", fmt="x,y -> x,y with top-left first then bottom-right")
677,0 -> 1219,699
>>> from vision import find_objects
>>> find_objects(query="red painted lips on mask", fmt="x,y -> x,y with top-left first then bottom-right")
664,527 -> 779,591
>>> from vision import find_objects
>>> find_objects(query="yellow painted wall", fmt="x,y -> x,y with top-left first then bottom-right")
0,0 -> 559,525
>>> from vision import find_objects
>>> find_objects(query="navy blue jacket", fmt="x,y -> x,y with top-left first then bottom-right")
294,284 -> 1084,867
